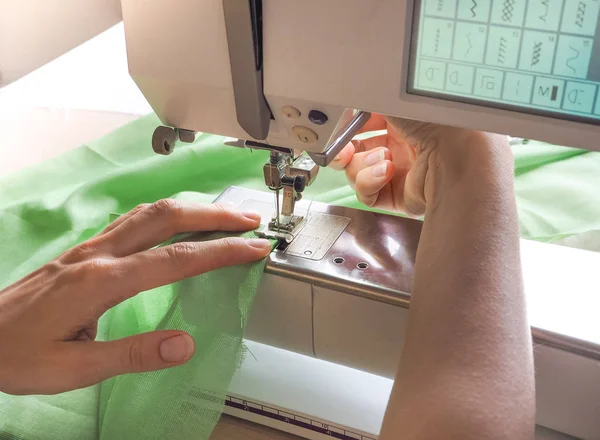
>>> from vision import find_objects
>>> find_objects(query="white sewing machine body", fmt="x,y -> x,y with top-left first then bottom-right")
120,0 -> 600,155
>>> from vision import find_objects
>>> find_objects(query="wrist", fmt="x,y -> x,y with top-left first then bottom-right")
425,132 -> 515,206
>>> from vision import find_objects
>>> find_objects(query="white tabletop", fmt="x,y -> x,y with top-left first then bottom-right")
0,23 -> 150,176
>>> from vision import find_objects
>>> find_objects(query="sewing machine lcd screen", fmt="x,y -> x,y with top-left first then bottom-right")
408,0 -> 600,124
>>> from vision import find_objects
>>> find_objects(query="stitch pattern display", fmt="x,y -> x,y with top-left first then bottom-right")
566,45 -> 580,74
576,1 -> 587,27
502,0 -> 515,22
539,0 -> 549,22
435,28 -> 441,54
497,37 -> 507,64
466,33 -> 474,58
437,0 -> 444,12
531,41 -> 542,67
471,0 -> 478,17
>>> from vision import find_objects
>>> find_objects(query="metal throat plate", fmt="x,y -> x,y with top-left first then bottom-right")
285,212 -> 350,260
243,199 -> 350,261
187,186 -> 600,361
214,186 -> 422,307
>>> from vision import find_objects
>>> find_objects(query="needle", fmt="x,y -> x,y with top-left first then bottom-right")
275,189 -> 280,231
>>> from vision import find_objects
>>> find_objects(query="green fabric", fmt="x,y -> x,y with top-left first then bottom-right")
0,229 -> 274,440
98,231 -> 275,440
512,141 -> 600,241
0,387 -> 99,440
1,113 -> 600,439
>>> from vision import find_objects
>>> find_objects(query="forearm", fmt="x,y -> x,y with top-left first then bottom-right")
381,135 -> 535,439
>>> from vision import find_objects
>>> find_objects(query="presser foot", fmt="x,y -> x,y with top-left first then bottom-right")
255,215 -> 306,244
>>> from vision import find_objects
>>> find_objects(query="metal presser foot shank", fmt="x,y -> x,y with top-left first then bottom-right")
258,151 -> 318,244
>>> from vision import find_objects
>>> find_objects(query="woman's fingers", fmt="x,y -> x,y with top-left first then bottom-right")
330,116 -> 389,171
99,203 -> 150,235
344,146 -> 393,187
101,200 -> 263,257
330,133 -> 389,172
74,330 -> 195,389
329,142 -> 356,170
108,236 -> 271,306
36,330 -> 195,394
354,160 -> 395,207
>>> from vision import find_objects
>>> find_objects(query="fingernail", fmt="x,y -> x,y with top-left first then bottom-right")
240,211 -> 261,221
160,334 -> 195,363
247,238 -> 272,251
372,162 -> 388,177
364,149 -> 385,166
333,154 -> 341,161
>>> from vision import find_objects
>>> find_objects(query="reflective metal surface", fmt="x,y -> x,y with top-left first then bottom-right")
289,154 -> 319,186
262,152 -> 318,228
214,187 -> 600,361
249,199 -> 350,260
284,212 -> 350,261
307,111 -> 372,167
217,186 -> 421,307
532,328 -> 600,361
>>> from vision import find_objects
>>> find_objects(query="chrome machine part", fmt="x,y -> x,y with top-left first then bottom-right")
262,151 -> 319,234
214,186 -> 600,362
218,186 -> 419,305
307,111 -> 371,167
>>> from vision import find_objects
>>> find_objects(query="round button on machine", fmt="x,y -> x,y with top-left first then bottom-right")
281,105 -> 301,119
292,125 -> 318,144
308,110 -> 328,125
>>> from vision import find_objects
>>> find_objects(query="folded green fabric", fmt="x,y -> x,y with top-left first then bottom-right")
1,113 -> 600,439
0,387 -> 99,440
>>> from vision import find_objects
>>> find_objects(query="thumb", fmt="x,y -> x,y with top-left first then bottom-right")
80,331 -> 195,385
402,154 -> 430,217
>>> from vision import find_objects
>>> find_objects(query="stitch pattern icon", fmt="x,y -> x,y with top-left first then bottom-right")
471,0 -> 478,17
502,0 -> 515,22
576,1 -> 587,27
566,45 -> 580,74
465,33 -> 474,58
497,37 -> 507,64
539,0 -> 549,22
531,41 -> 542,67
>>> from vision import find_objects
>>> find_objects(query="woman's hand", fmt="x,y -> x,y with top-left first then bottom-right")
343,116 -> 533,440
330,113 -> 502,215
0,200 -> 271,395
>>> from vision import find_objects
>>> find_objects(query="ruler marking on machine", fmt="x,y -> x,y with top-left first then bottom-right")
224,395 -> 376,439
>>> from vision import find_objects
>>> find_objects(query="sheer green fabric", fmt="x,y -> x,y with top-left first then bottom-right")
0,228 -> 273,440
98,231 -> 275,440
1,113 -> 600,439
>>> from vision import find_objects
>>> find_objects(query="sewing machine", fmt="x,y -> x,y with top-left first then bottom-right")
118,2 -> 600,439
4,0 -> 600,439
121,0 -> 600,243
